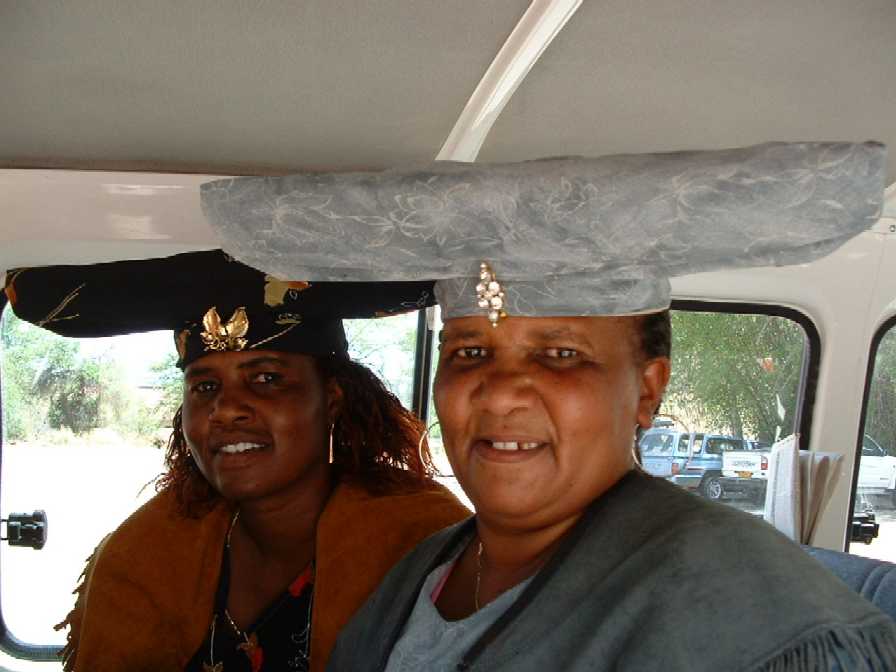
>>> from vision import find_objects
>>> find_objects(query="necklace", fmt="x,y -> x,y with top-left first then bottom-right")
473,540 -> 484,611
203,510 -> 314,672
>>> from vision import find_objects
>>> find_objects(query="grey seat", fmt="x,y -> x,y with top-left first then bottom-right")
805,546 -> 896,622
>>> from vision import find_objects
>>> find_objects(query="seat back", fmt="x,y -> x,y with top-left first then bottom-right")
804,546 -> 896,621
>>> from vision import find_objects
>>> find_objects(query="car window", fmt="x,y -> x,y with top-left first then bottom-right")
862,436 -> 886,458
850,321 -> 896,560
705,438 -> 744,454
654,309 -> 810,517
0,304 -> 421,655
640,432 -> 674,454
691,433 -> 705,453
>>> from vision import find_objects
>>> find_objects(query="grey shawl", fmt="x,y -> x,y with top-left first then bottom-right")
327,472 -> 896,672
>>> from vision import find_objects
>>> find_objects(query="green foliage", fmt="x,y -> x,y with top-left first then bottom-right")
666,311 -> 806,443
865,329 -> 896,454
147,351 -> 183,429
1,308 -> 133,439
345,315 -> 418,408
2,308 -> 59,439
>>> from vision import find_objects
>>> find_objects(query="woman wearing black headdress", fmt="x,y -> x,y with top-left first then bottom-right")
6,250 -> 469,672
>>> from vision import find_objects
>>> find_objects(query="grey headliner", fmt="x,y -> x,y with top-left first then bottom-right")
2,1 -> 895,182
0,1 -> 529,172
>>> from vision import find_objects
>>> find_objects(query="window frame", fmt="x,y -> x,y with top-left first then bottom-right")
671,300 -> 821,452
847,313 -> 896,552
0,294 -> 64,661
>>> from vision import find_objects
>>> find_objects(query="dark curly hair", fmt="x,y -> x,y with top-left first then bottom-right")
156,355 -> 435,517
633,309 -> 672,457
637,309 -> 671,361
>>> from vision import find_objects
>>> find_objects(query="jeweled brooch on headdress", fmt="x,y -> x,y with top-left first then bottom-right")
201,306 -> 249,351
476,262 -> 506,327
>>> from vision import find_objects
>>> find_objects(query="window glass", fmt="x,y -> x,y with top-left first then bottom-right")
705,437 -> 744,454
424,309 -> 469,508
0,306 -> 171,651
0,307 -> 421,656
851,324 -> 896,561
640,432 -> 674,454
425,307 -> 809,518
344,312 -> 419,409
657,311 -> 807,516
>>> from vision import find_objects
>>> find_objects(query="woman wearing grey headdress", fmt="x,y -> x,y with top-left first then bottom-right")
205,141 -> 896,671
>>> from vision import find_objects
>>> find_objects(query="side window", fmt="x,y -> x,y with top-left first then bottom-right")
641,432 -> 672,454
707,438 -> 744,454
691,433 -> 705,453
850,321 -> 896,560
0,305 -> 172,659
661,310 -> 810,516
0,305 -> 424,663
423,308 -> 469,507
344,312 -> 419,409
704,438 -> 724,455
676,434 -> 691,455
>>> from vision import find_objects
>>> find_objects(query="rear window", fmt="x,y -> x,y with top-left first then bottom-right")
704,437 -> 745,454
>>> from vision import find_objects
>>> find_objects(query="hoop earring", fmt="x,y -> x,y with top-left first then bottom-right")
418,421 -> 440,459
632,426 -> 645,471
328,422 -> 335,464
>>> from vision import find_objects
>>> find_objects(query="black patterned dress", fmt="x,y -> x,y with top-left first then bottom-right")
186,550 -> 313,672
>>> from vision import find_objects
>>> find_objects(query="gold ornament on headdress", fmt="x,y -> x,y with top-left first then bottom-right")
475,262 -> 506,327
175,328 -> 191,361
263,276 -> 311,307
200,306 -> 249,352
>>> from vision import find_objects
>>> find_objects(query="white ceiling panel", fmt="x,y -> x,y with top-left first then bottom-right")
1,1 -> 529,172
479,0 -> 896,183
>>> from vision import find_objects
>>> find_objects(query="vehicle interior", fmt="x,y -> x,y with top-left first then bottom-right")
2,1 -> 896,668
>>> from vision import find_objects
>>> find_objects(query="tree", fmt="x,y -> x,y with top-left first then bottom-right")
865,328 -> 896,454
1,309 -> 128,438
345,315 -> 418,407
665,311 -> 806,443
149,351 -> 183,427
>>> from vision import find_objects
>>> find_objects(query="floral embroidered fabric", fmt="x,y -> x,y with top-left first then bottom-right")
202,142 -> 886,317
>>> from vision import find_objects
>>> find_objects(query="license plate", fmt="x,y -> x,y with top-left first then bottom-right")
737,471 -> 753,478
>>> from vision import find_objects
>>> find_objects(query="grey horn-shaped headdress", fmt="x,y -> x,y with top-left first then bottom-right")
201,141 -> 886,321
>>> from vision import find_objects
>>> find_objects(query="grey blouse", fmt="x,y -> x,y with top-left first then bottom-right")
384,553 -> 532,672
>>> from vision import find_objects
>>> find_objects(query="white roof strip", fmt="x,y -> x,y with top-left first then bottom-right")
435,0 -> 582,162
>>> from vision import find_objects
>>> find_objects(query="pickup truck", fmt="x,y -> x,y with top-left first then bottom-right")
721,444 -> 771,503
639,429 -> 762,501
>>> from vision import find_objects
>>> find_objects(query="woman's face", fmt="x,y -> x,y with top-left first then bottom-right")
182,350 -> 341,504
435,315 -> 669,530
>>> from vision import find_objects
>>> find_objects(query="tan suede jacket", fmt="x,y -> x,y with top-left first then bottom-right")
58,476 -> 469,672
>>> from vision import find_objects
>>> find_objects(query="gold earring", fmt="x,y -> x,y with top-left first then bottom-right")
418,421 -> 439,460
328,423 -> 335,464
632,426 -> 645,471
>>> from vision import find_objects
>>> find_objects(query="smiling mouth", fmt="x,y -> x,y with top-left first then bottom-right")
489,440 -> 543,451
216,441 -> 269,455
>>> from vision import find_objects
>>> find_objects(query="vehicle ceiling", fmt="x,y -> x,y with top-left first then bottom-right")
3,1 -> 895,179
1,1 -> 895,270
